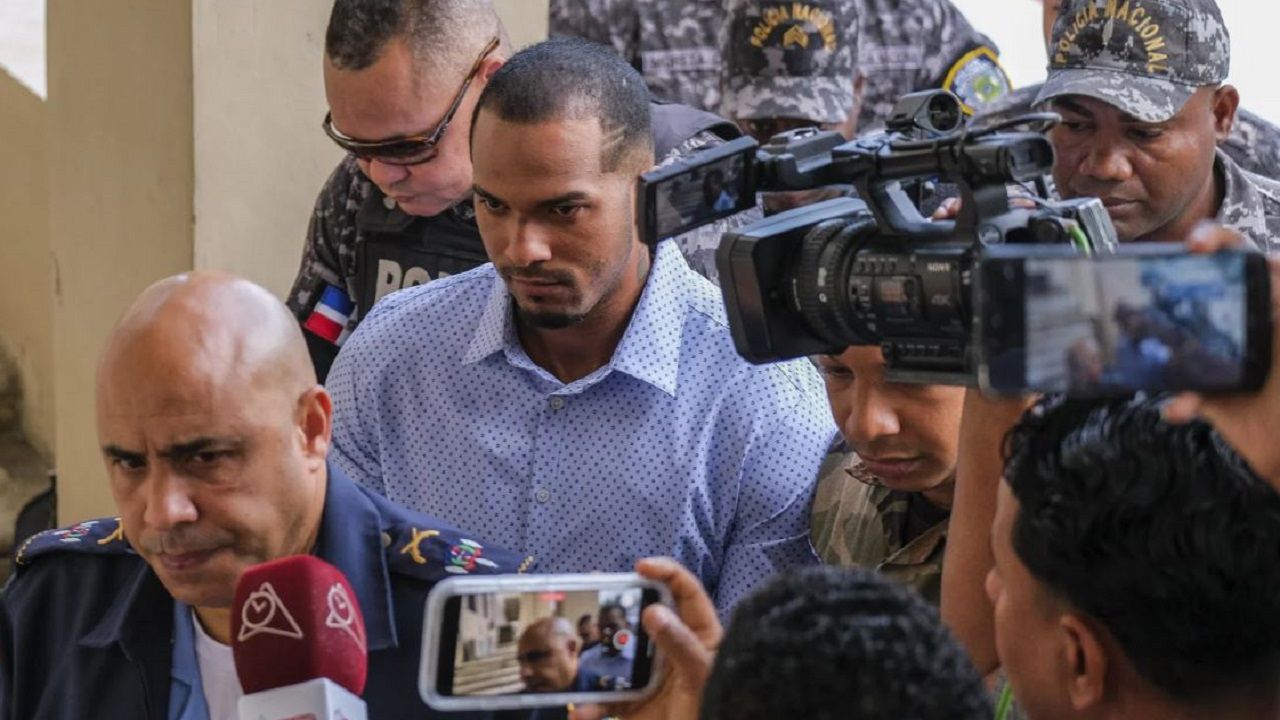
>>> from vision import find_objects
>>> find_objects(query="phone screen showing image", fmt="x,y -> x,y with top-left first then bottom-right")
436,586 -> 660,700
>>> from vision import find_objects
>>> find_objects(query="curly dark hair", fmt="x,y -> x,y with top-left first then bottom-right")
1004,396 -> 1280,704
699,566 -> 993,720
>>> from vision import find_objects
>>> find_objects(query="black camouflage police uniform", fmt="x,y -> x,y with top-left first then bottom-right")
549,0 -> 724,111
0,463 -> 534,720
852,0 -> 1011,129
1027,0 -> 1280,249
549,0 -> 1010,129
719,0 -> 860,129
287,101 -> 751,381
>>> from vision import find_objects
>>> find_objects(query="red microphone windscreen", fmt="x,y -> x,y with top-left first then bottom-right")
230,555 -> 368,695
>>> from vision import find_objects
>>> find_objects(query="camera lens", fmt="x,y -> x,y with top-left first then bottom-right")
786,213 -> 879,346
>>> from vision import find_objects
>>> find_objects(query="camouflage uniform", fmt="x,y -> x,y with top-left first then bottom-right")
1027,0 -> 1280,249
854,0 -> 1011,130
287,103 -> 751,380
720,0 -> 860,125
548,0 -> 724,111
811,450 -> 950,604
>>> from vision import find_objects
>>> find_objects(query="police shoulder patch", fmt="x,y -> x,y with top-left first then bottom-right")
14,517 -> 133,568
384,521 -> 535,582
943,46 -> 1012,114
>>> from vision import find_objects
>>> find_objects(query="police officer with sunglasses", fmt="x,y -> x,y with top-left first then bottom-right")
290,0 -> 747,380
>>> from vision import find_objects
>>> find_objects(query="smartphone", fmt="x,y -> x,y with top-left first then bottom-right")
976,243 -> 1272,396
638,135 -> 758,244
419,573 -> 671,712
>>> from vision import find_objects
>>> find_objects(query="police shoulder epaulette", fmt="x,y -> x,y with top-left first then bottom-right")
384,519 -> 535,582
14,517 -> 134,568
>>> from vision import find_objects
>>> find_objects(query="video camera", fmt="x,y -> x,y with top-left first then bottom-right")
639,90 -> 1117,386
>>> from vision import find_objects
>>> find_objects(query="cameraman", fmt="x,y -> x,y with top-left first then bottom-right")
980,0 -> 1280,182
1033,0 -> 1280,247
943,0 -> 1280,673
1164,223 -> 1280,489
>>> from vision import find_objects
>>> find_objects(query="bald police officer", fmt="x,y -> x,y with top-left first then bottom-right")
550,0 -> 1011,128
291,0 -> 747,380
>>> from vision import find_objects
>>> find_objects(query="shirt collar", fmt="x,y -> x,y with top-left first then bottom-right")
463,241 -> 691,397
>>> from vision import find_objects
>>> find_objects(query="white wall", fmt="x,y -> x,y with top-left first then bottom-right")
951,0 -> 1280,125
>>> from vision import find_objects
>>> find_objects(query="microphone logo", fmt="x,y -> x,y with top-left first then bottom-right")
237,581 -> 305,642
325,582 -> 366,652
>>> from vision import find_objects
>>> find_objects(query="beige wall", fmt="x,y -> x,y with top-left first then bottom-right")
48,0 -> 196,524
0,69 -> 53,458
192,1 -> 343,298
496,0 -> 550,50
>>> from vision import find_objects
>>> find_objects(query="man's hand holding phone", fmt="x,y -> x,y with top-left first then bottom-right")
1164,223 -> 1280,488
573,558 -> 723,720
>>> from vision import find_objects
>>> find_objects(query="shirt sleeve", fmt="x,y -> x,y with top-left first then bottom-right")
326,317 -> 387,497
712,381 -> 836,615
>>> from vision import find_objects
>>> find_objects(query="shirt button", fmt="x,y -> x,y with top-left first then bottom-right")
549,396 -> 566,410
535,488 -> 551,504
381,532 -> 393,548
382,197 -> 397,210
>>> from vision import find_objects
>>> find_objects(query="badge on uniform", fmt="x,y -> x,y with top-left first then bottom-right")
943,46 -> 1012,114
303,284 -> 355,347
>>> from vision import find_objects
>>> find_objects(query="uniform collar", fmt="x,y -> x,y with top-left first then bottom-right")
79,464 -> 399,654
314,462 -> 398,652
462,241 -> 689,397
1215,148 -> 1278,251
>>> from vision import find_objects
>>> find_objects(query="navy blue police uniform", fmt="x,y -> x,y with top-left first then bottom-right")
0,463 -> 535,719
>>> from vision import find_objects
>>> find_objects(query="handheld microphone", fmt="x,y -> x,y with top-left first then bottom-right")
231,555 -> 369,720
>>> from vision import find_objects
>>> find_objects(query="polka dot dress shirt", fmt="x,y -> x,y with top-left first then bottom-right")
327,240 -> 837,613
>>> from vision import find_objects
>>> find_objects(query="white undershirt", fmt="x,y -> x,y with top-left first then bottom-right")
192,610 -> 244,720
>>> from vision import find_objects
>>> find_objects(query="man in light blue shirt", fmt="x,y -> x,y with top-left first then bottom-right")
327,38 -> 835,613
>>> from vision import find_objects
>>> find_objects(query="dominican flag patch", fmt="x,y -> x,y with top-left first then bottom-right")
303,285 -> 355,346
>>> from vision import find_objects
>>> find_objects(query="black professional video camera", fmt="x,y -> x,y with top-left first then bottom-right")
639,91 -> 1117,385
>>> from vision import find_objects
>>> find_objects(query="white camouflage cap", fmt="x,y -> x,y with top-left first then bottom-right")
1035,0 -> 1231,123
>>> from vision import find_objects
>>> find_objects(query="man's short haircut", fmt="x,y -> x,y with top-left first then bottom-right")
598,603 -> 626,623
471,38 -> 654,172
1005,397 -> 1280,705
700,566 -> 993,720
325,0 -> 501,75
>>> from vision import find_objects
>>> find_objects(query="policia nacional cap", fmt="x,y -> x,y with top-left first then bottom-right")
1035,0 -> 1230,123
720,0 -> 860,124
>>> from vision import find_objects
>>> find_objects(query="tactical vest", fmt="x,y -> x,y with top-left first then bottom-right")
351,101 -> 741,317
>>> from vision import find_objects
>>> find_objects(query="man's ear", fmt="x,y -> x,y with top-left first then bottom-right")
479,54 -> 506,84
1211,84 -> 1240,141
298,385 -> 334,467
1059,612 -> 1108,711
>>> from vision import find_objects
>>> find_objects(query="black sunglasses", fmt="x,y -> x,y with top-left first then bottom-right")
322,36 -> 499,166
